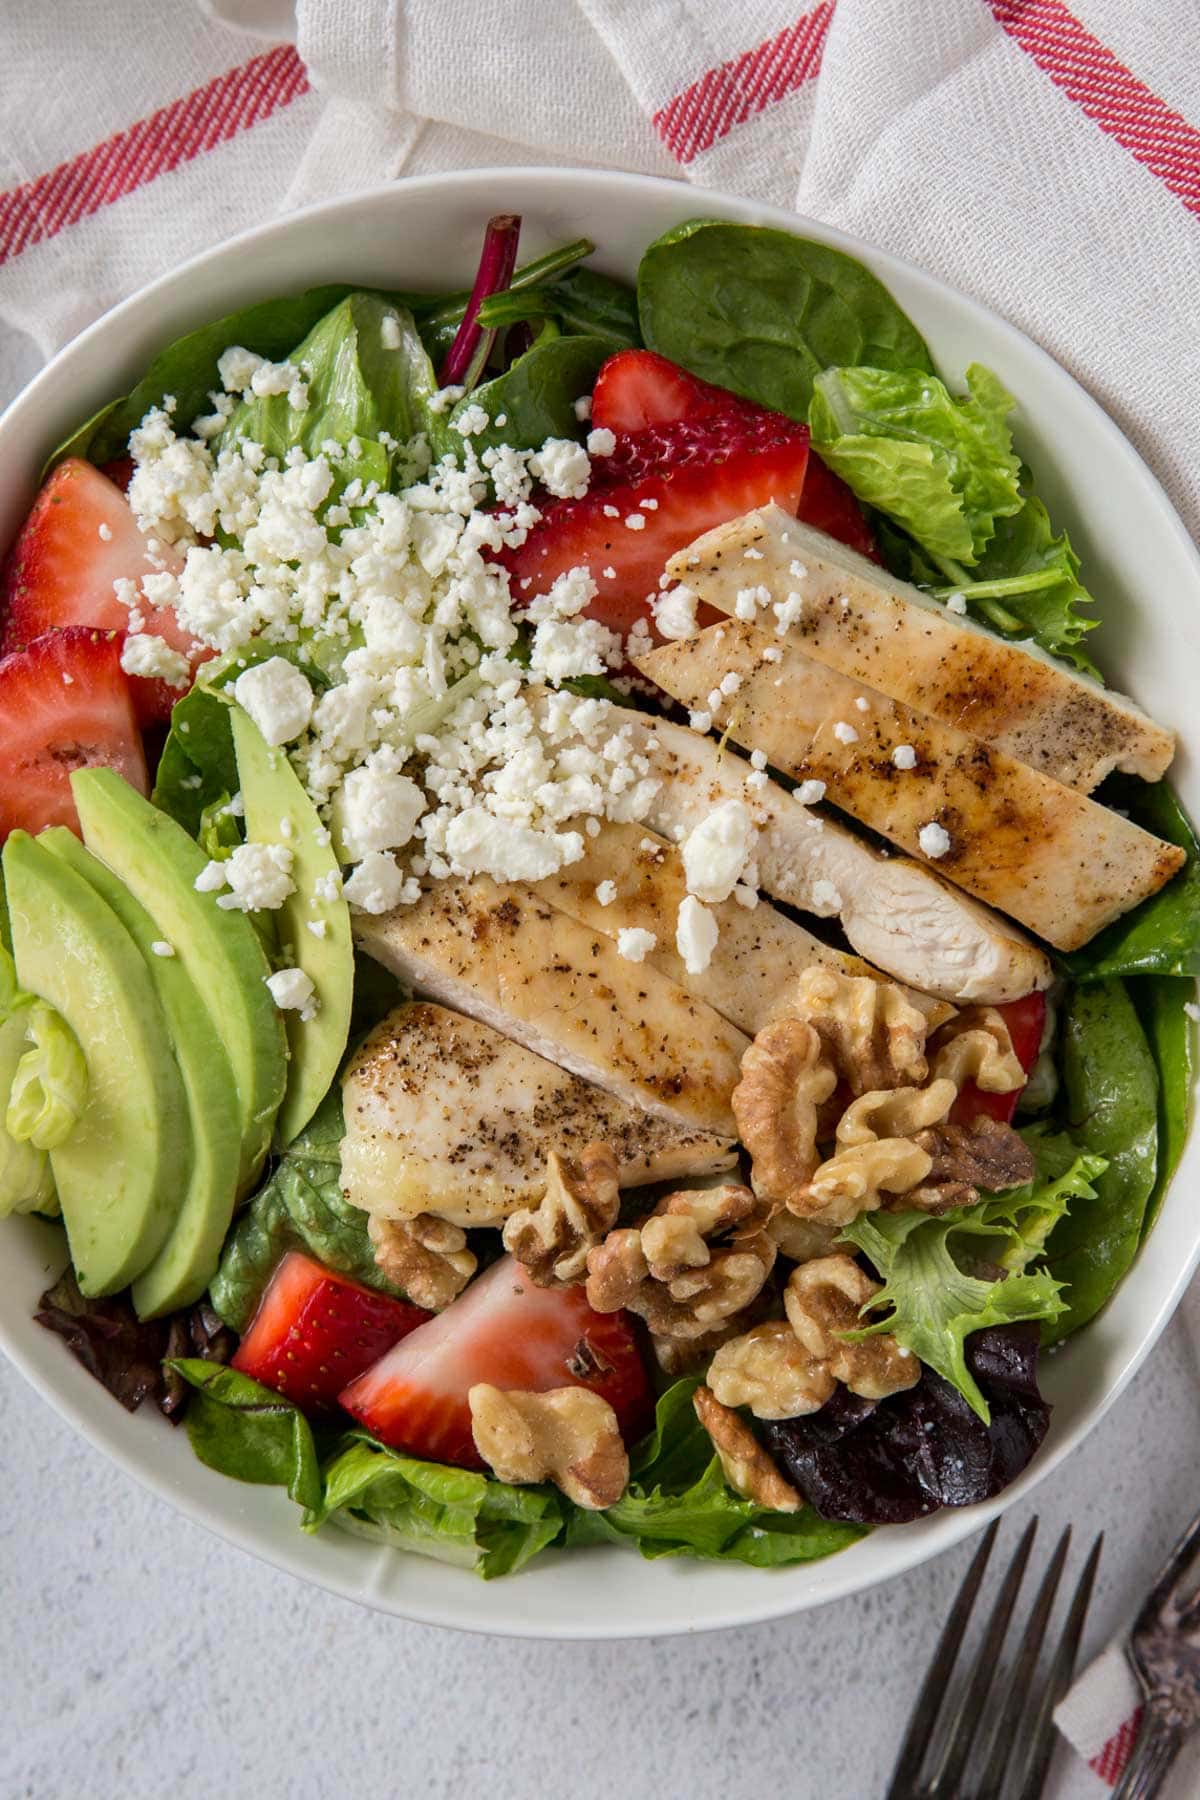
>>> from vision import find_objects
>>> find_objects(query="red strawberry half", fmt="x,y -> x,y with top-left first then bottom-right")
340,1255 -> 652,1470
0,628 -> 148,840
233,1251 -> 432,1413
951,992 -> 1047,1127
0,458 -> 206,724
496,410 -> 811,646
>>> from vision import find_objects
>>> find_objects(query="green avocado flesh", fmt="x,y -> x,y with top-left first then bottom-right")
2,831 -> 189,1295
230,707 -> 354,1147
40,828 -> 244,1318
71,767 -> 287,1192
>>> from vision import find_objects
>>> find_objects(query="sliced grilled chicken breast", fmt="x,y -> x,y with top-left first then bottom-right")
341,1002 -> 736,1227
354,877 -> 748,1135
634,620 -> 1182,952
528,818 -> 953,1033
593,709 -> 1051,1002
669,506 -> 1175,791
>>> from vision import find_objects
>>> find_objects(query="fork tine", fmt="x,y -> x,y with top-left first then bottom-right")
1014,1531 -> 1103,1800
970,1526 -> 1072,1800
1135,1505 -> 1200,1632
927,1516 -> 1039,1797
884,1521 -> 1000,1800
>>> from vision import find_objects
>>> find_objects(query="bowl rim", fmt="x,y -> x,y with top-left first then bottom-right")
2,163 -> 1198,1640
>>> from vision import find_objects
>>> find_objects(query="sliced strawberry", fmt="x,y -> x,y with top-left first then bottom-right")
0,628 -> 148,840
340,1255 -> 652,1470
497,414 -> 810,648
0,458 -> 205,725
952,992 -> 1048,1127
591,349 -> 727,433
233,1250 -> 432,1413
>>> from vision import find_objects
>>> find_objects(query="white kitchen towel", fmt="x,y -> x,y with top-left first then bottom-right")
1,1 -> 1199,1789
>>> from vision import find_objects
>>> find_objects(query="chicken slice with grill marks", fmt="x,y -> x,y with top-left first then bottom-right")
340,1002 -> 736,1229
527,817 -> 954,1036
668,505 -> 1174,791
553,702 -> 1052,1004
632,619 -> 1183,952
353,876 -> 748,1137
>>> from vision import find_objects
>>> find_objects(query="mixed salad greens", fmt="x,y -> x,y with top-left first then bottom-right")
0,211 -> 1196,1580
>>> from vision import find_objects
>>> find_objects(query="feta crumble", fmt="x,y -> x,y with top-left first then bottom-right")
946,592 -> 968,615
811,878 -> 842,912
681,800 -> 757,905
617,927 -> 656,964
832,721 -> 859,745
120,633 -> 191,688
586,427 -> 616,457
676,895 -> 718,975
150,941 -> 175,958
233,656 -> 314,746
215,842 -> 295,911
595,880 -> 618,906
265,966 -> 318,1021
652,585 -> 698,640
892,744 -> 918,770
623,513 -> 646,531
796,780 -> 826,805
918,822 -> 952,859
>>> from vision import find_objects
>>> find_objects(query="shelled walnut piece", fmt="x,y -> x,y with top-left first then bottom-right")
707,1255 -> 918,1419
733,967 -> 1028,1228
693,1385 -> 801,1512
585,1182 -> 776,1339
467,1383 -> 629,1509
502,1142 -> 621,1285
368,1212 -> 476,1311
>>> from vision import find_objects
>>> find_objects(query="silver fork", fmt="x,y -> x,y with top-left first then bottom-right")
886,1517 -> 1103,1800
1114,1505 -> 1200,1800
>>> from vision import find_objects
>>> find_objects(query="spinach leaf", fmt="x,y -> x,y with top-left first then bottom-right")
151,682 -> 239,837
477,267 -> 641,351
1061,781 -> 1200,979
168,1359 -> 323,1510
439,332 -> 609,457
208,1089 -> 409,1332
1132,976 -> 1194,1241
809,364 -> 1023,565
308,1435 -> 563,1578
1041,980 -> 1159,1344
76,286 -> 359,466
217,293 -> 437,469
566,1378 -> 865,1565
840,1170 -> 1087,1421
637,219 -> 931,420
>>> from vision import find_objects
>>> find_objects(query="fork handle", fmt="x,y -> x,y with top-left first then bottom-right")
1112,1712 -> 1184,1800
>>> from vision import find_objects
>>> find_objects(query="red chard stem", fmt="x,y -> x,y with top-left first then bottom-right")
438,213 -> 522,390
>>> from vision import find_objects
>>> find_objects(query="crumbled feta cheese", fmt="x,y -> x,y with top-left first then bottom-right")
734,585 -> 771,621
98,522 -> 113,542
812,878 -> 842,912
150,941 -> 175,958
573,395 -> 593,422
444,810 -> 584,883
427,385 -> 466,415
681,800 -> 757,905
529,438 -> 590,499
194,860 -> 228,894
338,766 -> 425,857
762,646 -> 783,664
342,852 -> 414,914
833,721 -> 859,745
743,546 -> 763,560
640,498 -> 658,511
854,696 -> 870,712
265,966 -> 318,1020
774,592 -> 805,633
919,822 -> 952,859
233,656 -> 314,746
453,403 -> 490,438
595,880 -> 618,906
1185,1001 -> 1200,1023
676,895 -> 718,975
617,927 -> 656,964
892,744 -> 918,770
750,749 -> 767,771
216,842 -> 295,912
719,671 -> 742,698
652,585 -> 698,640
306,918 -> 328,939
689,710 -> 713,735
733,883 -> 758,909
380,312 -> 402,350
796,780 -> 826,805
120,633 -> 191,688
586,427 -> 616,457
946,592 -> 968,615
623,513 -> 646,531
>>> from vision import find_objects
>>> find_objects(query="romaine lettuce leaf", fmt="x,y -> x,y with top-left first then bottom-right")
839,1151 -> 1105,1421
5,999 -> 88,1149
809,363 -> 1023,564
208,1089 -> 410,1332
168,1359 -> 323,1510
307,1436 -> 564,1579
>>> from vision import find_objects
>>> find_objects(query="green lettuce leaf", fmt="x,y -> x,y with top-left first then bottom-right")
567,1379 -> 865,1566
168,1359 -> 323,1510
0,1011 -> 57,1216
208,1088 -> 410,1332
809,363 -> 1023,564
307,1436 -> 564,1579
436,330 -> 609,459
838,1159 -> 1100,1421
1041,980 -> 1159,1344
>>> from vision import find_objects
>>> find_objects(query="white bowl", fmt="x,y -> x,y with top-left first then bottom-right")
2,167 -> 1198,1640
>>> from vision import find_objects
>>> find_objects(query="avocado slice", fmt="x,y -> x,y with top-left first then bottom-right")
3,831 -> 190,1294
40,828 -> 243,1317
71,768 -> 286,1191
230,706 -> 353,1145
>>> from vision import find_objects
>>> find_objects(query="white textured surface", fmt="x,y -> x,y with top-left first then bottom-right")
2,1319 -> 1197,1799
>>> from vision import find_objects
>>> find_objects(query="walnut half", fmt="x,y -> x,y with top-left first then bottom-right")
585,1183 -> 776,1339
468,1384 -> 629,1510
785,1255 -> 919,1401
502,1142 -> 621,1285
368,1212 -> 476,1312
693,1385 -> 801,1513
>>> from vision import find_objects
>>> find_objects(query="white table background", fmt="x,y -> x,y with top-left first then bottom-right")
3,1312 -> 1198,1800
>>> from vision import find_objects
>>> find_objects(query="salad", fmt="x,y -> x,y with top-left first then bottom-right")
1,212 -> 1195,1580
